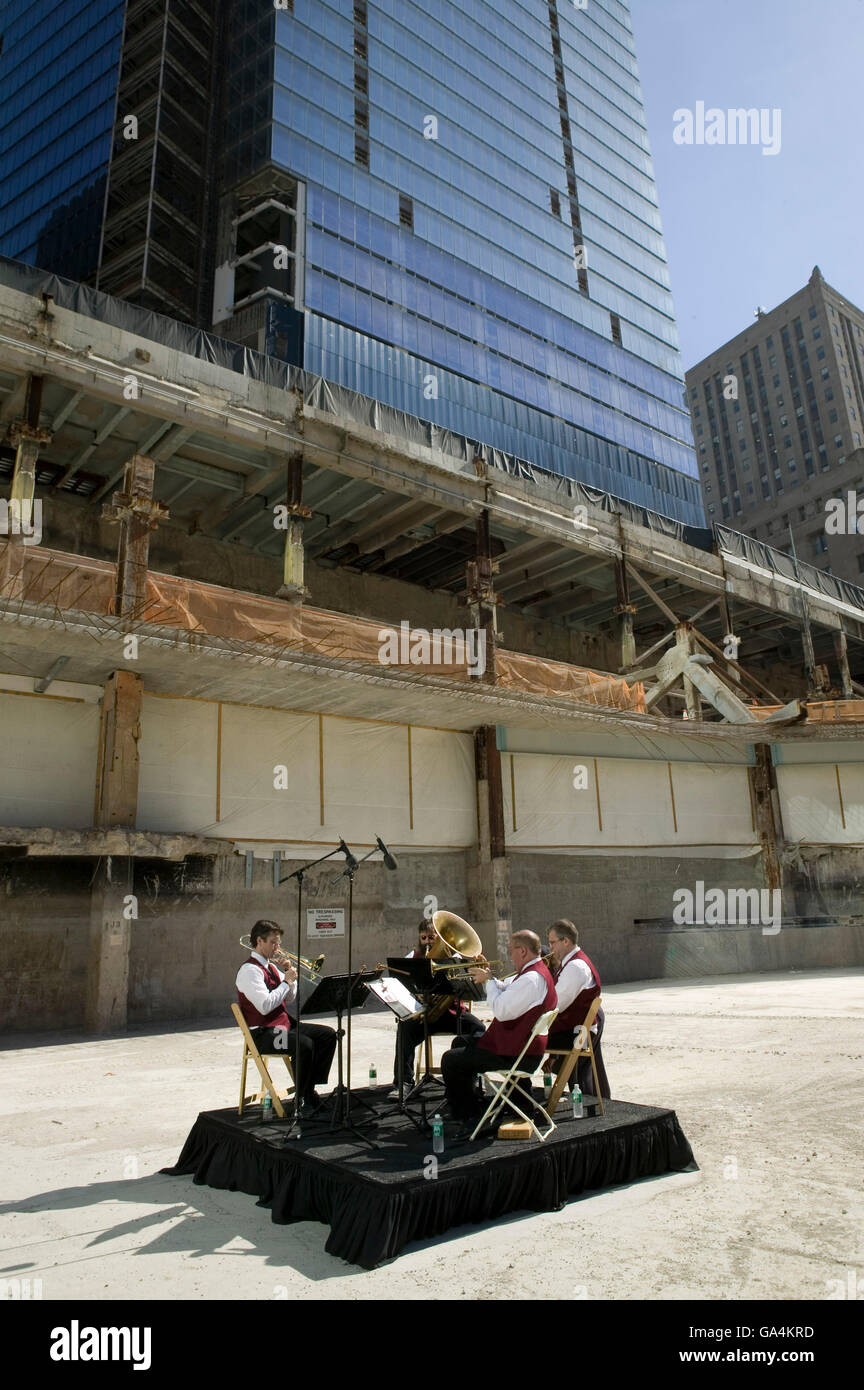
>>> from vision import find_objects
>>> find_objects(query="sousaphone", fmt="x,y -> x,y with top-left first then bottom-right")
429,910 -> 484,962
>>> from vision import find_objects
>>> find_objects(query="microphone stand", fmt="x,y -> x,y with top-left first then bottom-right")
325,838 -> 398,1144
279,843 -> 345,1140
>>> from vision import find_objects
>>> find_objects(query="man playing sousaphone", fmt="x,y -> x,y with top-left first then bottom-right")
389,915 -> 484,1097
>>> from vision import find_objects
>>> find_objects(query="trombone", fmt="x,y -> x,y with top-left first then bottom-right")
238,935 -> 325,983
429,956 -> 504,979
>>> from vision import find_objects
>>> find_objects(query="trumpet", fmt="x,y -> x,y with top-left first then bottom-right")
429,956 -> 504,979
238,935 -> 325,982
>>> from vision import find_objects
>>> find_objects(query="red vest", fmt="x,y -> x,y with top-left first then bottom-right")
237,956 -> 291,1031
479,958 -> 557,1058
552,948 -> 601,1031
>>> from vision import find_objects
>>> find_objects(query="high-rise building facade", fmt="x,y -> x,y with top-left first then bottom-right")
686,267 -> 864,585
0,0 -> 126,282
0,0 -> 702,524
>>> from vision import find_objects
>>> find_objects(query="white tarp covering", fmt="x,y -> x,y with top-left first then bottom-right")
0,690 -> 99,828
503,752 -> 756,849
135,698 -> 476,850
138,696 -> 219,834
777,762 -> 864,843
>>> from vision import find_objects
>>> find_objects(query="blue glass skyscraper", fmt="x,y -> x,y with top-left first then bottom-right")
0,0 -> 125,281
0,0 -> 702,524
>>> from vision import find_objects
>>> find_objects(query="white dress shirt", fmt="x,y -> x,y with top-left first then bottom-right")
485,957 -> 549,1021
555,946 -> 598,1032
236,950 -> 297,1020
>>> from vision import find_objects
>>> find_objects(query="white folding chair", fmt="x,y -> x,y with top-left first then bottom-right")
469,1008 -> 559,1142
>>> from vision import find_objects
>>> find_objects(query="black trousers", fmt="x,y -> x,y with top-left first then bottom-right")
250,1023 -> 337,1102
392,1007 -> 485,1088
441,1036 -> 538,1121
547,1006 -> 610,1099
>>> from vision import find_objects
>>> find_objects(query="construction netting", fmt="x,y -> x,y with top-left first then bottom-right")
2,543 -> 645,713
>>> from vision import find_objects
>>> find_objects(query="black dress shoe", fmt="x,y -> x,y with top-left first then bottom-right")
298,1093 -> 325,1116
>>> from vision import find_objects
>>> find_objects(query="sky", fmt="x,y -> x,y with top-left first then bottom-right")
629,0 -> 864,373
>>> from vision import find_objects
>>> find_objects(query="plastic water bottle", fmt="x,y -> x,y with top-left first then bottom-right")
262,1095 -> 273,1123
432,1113 -> 444,1154
369,1063 -> 377,1087
571,1084 -> 583,1119
543,1072 -> 553,1100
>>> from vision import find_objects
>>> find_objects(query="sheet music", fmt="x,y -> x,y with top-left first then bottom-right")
367,975 -> 422,1020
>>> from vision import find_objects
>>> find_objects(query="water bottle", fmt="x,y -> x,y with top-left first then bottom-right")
262,1095 -> 274,1123
571,1084 -> 583,1119
432,1113 -> 444,1154
543,1072 -> 553,1100
369,1063 -> 377,1087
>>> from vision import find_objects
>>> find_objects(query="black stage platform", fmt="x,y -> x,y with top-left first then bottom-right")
163,1089 -> 696,1268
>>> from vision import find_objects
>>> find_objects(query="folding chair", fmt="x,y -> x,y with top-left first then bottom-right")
231,1004 -> 296,1119
543,996 -> 605,1117
469,1007 -> 559,1142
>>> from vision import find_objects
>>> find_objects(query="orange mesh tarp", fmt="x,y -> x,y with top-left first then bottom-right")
3,544 -> 645,713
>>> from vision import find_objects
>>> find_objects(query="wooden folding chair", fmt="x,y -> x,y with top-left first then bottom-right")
543,996 -> 605,1117
231,1004 -> 296,1119
469,1007 -> 559,1142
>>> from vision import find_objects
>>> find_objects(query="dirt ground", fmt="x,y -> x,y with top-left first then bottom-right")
0,967 -> 861,1301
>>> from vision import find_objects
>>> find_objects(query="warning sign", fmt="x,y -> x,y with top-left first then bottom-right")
307,908 -> 345,939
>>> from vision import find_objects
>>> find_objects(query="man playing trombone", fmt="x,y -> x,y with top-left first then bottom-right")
235,920 -> 337,1113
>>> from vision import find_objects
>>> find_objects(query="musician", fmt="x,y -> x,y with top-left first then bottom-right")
389,919 -> 484,1095
440,930 -> 557,1128
235,920 -> 337,1113
545,919 -> 610,1099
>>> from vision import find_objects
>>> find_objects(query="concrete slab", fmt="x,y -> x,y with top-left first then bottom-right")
0,968 -> 861,1301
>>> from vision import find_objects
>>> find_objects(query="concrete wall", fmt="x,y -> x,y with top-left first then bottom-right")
3,843 -> 862,1034
0,850 -> 471,1032
509,849 -> 864,983
0,859 -> 91,1031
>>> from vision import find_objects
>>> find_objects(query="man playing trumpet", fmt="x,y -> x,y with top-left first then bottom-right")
235,920 -> 337,1113
441,930 -> 557,1131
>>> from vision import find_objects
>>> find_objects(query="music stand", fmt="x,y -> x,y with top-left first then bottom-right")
367,971 -> 429,1133
305,968 -> 381,1145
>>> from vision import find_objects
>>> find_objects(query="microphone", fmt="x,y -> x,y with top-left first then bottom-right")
376,835 -> 398,871
338,837 -> 358,873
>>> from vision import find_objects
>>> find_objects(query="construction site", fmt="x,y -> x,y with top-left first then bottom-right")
0,259 -> 862,1034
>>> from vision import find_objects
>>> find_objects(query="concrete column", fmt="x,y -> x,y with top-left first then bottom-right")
102,454 -> 168,620
465,510 -> 498,684
94,671 -> 143,828
88,670 -> 143,1032
749,744 -> 784,894
468,726 -> 512,961
85,856 -> 134,1033
613,559 -> 637,668
1,414 -> 49,596
676,623 -> 701,721
277,454 -> 311,604
833,629 -> 854,699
